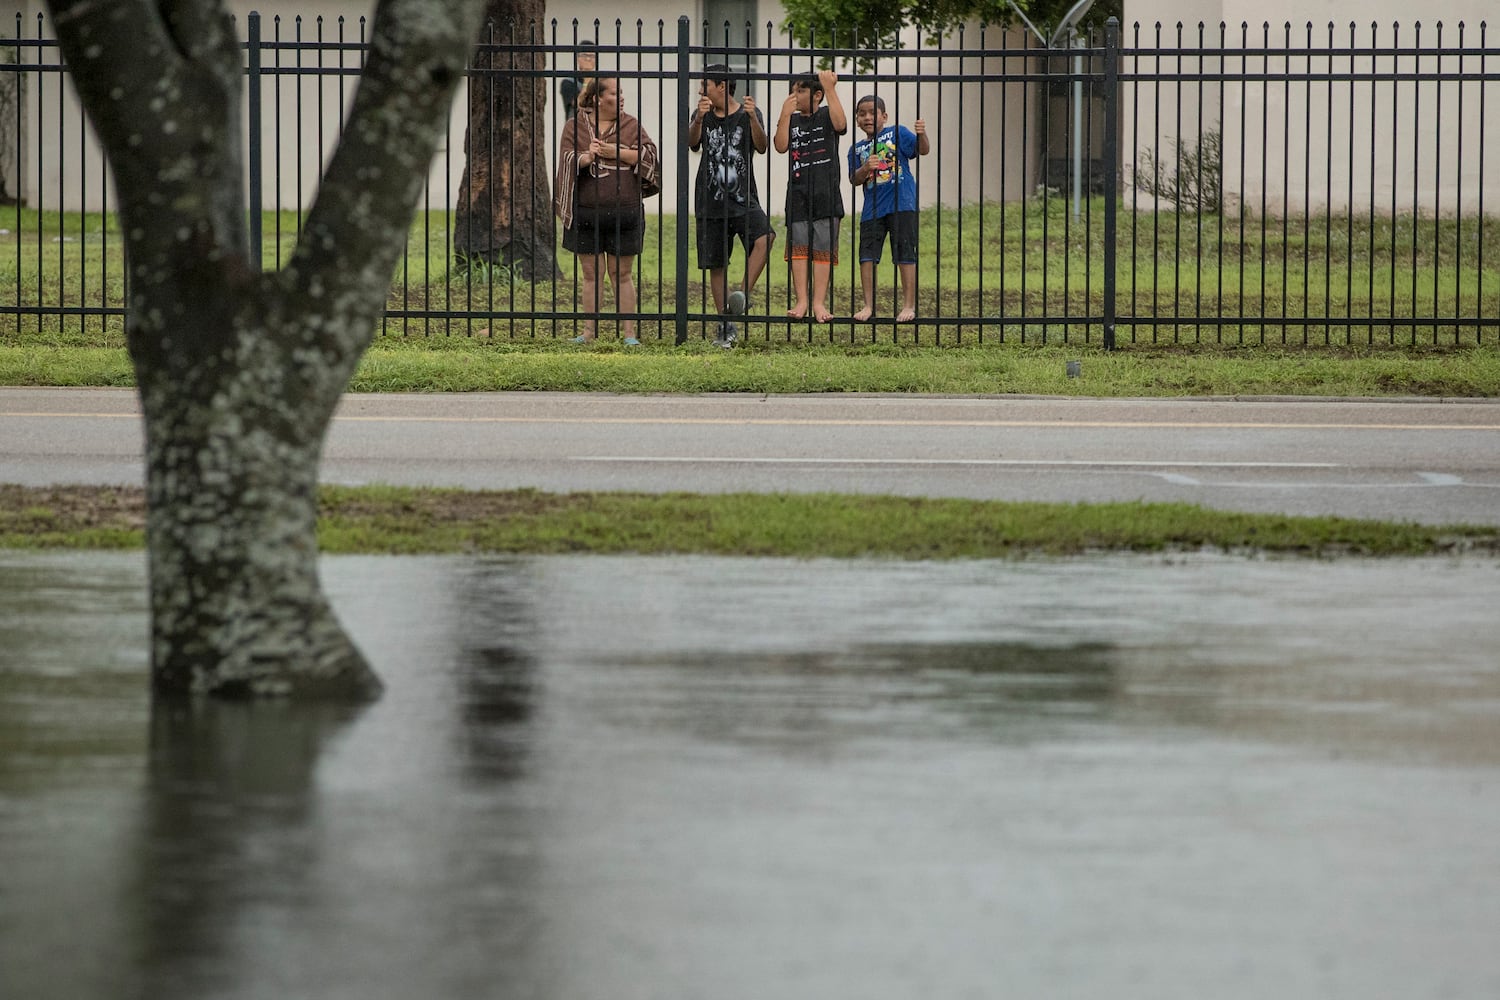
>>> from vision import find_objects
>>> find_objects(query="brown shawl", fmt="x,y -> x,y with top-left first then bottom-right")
554,108 -> 661,230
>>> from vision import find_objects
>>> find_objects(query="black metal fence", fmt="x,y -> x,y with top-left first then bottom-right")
4,13 -> 1499,347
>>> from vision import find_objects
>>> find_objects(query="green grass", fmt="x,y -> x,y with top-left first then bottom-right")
3,339 -> 1497,396
6,199 -> 1500,348
3,483 -> 1496,558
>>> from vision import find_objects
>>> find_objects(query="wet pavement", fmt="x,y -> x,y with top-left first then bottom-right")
2,551 -> 1499,999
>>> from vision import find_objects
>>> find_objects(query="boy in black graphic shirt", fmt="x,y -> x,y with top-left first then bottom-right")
688,63 -> 773,348
774,70 -> 846,322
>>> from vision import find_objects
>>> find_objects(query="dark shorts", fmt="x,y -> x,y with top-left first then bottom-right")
563,204 -> 646,257
695,208 -> 774,270
859,210 -> 919,265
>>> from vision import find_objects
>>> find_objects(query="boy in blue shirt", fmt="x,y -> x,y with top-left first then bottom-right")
847,95 -> 930,322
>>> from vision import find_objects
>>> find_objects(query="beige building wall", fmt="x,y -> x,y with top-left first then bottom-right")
1124,0 -> 1500,215
21,1 -> 1492,221
3,1 -> 1042,218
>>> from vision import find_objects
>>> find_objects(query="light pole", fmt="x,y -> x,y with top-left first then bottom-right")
1008,0 -> 1096,218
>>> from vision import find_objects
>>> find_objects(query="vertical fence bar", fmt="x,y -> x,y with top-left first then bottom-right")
1084,26 -> 1094,344
1479,23 -> 1488,342
1172,22 -> 1183,342
1446,21 -> 1458,346
1279,21 -> 1290,345
1102,17 -> 1118,350
1020,31 -> 1030,342
1346,22 -> 1356,343
10,14 -> 21,333
1257,22 -> 1269,345
1062,33 -> 1073,343
34,14 -> 42,333
1300,22 -> 1310,345
673,15 -> 690,344
1194,21 -> 1205,344
1389,23 -> 1399,343
1150,22 -> 1161,343
977,27 -> 986,343
1322,22 -> 1333,346
1411,22 -> 1422,344
1131,22 -> 1141,345
54,19 -> 63,320
1430,22 -> 1442,344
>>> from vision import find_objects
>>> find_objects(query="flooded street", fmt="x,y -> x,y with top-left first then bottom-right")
3,551 -> 1500,999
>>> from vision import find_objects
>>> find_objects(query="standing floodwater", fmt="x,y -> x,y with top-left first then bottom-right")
3,552 -> 1499,999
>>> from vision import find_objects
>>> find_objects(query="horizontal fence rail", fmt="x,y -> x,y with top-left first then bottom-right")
2,14 -> 1499,347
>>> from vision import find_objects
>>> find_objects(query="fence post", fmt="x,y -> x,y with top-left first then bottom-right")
1098,14 -> 1122,352
1101,17 -> 1118,350
674,15 -> 691,344
246,11 -> 263,272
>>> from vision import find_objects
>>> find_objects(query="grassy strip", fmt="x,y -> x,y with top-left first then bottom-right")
3,342 -> 1499,397
3,484 -> 1496,558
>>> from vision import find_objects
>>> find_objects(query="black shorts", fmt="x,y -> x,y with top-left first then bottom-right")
695,208 -> 774,270
858,210 -> 919,265
563,204 -> 646,257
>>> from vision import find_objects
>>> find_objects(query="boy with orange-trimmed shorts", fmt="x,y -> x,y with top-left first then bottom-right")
773,69 -> 846,323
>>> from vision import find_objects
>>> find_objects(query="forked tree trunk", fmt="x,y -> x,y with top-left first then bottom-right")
46,0 -> 484,698
453,0 -> 560,280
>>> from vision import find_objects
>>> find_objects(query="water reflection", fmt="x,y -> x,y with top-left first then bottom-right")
597,641 -> 1124,755
0,551 -> 148,792
3,551 -> 1500,999
135,700 -> 364,998
450,561 -> 539,784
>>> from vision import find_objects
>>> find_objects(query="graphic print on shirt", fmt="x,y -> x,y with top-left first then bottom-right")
790,113 -> 835,182
866,134 -> 898,186
705,119 -> 749,207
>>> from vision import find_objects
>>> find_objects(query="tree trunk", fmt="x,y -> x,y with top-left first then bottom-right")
133,296 -> 382,698
47,0 -> 484,699
453,0 -> 560,280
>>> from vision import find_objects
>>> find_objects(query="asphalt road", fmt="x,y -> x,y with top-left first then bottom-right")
3,387 -> 1500,525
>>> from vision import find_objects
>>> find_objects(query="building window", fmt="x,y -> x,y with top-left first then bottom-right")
702,0 -> 759,100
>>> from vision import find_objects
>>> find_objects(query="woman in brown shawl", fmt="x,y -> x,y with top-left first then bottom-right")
554,76 -> 661,345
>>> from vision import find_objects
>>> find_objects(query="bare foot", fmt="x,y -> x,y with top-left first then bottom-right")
896,306 -> 917,323
813,305 -> 835,323
852,305 -> 874,322
787,302 -> 809,319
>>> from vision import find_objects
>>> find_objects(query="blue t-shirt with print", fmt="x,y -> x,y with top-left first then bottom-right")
848,124 -> 919,220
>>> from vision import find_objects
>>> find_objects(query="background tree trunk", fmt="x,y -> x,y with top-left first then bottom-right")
0,39 -> 19,206
46,0 -> 483,699
453,0 -> 560,280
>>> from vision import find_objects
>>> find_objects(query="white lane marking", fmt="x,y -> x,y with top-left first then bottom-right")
1145,471 -> 1498,490
4,411 -> 1500,432
572,457 -> 1343,468
1191,479 -> 1500,490
573,458 -> 1499,491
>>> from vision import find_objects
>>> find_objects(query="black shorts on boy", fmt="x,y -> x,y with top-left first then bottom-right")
858,210 -> 918,265
695,208 -> 774,270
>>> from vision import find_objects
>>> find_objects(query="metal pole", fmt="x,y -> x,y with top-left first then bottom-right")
247,11 -> 262,271
1102,17 -> 1118,351
674,15 -> 691,344
1072,37 -> 1082,219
